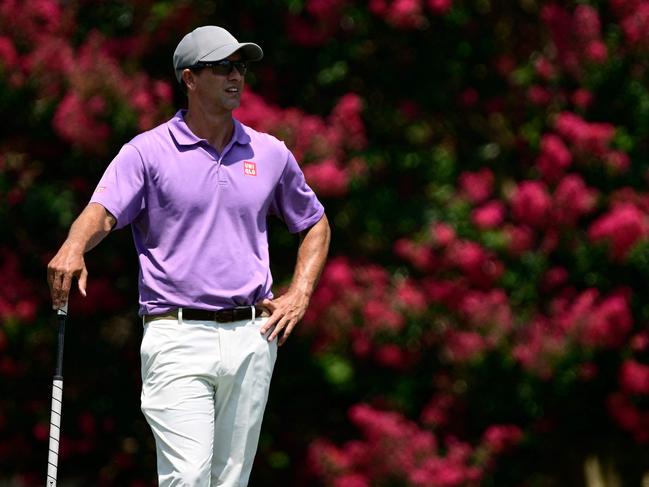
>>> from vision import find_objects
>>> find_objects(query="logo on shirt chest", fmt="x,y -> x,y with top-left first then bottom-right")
243,161 -> 257,176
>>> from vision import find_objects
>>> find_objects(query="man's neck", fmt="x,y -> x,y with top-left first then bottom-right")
184,105 -> 235,154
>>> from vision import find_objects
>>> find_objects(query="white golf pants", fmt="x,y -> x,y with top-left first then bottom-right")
140,315 -> 277,486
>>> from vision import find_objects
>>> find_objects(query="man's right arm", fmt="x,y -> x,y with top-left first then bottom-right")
47,202 -> 116,310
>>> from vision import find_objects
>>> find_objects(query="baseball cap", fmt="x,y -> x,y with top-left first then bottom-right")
173,26 -> 263,82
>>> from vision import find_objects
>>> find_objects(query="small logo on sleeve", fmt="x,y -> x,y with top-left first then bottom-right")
243,161 -> 257,176
95,186 -> 106,193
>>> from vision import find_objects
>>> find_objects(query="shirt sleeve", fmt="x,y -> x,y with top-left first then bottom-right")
89,143 -> 146,230
270,150 -> 325,233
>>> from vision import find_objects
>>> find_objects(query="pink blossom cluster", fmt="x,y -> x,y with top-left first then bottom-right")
610,0 -> 649,49
286,0 -> 348,46
301,257 -> 428,368
608,349 -> 649,442
0,250 -> 38,325
235,91 -> 367,198
459,169 -> 599,248
589,203 -> 649,259
541,4 -> 608,76
308,403 -> 522,486
458,164 -> 649,262
369,0 -> 453,29
535,112 -> 627,181
0,0 -> 174,155
512,289 -> 633,377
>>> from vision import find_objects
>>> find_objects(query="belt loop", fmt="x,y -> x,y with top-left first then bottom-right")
251,305 -> 256,322
178,307 -> 183,325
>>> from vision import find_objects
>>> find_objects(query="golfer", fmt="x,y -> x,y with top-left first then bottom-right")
47,25 -> 330,486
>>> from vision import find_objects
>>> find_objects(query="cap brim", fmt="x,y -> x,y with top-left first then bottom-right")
200,42 -> 263,63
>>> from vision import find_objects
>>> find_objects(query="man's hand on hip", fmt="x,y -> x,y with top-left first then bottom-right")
258,289 -> 309,346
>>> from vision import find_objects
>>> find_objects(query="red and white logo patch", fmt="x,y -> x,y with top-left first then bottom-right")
243,161 -> 257,176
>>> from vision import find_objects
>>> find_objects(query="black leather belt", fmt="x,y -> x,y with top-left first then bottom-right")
144,306 -> 269,324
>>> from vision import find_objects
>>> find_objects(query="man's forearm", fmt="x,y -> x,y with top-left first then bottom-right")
65,202 -> 116,253
47,203 -> 116,308
289,214 -> 331,298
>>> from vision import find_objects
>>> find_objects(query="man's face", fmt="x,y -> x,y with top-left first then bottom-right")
190,52 -> 246,112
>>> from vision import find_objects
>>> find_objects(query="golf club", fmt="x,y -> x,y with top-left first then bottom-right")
46,303 -> 67,487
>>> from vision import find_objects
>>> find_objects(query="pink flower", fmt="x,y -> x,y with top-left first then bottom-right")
472,200 -> 505,229
620,360 -> 649,395
395,279 -> 428,312
584,292 -> 633,348
585,40 -> 608,63
306,0 -> 347,20
459,289 -> 513,335
330,93 -> 367,151
541,266 -> 568,291
607,392 -> 641,431
0,36 -> 18,68
446,240 -> 504,287
431,222 -> 457,247
620,3 -> 649,47
574,4 -> 602,41
394,239 -> 435,271
458,168 -> 495,204
510,180 -> 551,228
534,56 -> 557,80
362,300 -> 405,332
52,92 -> 110,155
420,393 -> 457,427
482,424 -> 523,454
445,330 -> 487,363
541,4 -> 580,73
324,257 -> 356,288
375,344 -> 407,369
426,0 -> 453,15
536,134 -> 572,182
504,225 -> 535,255
552,174 -> 598,226
422,279 -> 466,308
369,0 -> 388,15
380,0 -> 425,29
335,474 -> 370,487
527,85 -> 552,106
572,89 -> 593,109
554,112 -> 616,156
588,203 -> 648,259
304,159 -> 349,198
632,332 -> 649,352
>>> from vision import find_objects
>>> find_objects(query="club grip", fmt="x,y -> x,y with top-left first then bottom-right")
46,378 -> 63,486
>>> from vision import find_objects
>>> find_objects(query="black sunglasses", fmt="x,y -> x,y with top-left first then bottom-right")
189,59 -> 248,76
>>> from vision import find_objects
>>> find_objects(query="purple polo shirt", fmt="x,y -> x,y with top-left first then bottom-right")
90,110 -> 324,315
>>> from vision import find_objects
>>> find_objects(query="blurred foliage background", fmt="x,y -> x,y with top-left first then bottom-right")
1,0 -> 649,485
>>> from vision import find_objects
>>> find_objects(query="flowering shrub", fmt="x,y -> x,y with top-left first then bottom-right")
1,0 -> 649,486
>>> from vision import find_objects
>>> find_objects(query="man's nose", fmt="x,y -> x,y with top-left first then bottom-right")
228,66 -> 243,80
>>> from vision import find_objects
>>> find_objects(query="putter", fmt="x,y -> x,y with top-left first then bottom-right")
46,303 -> 67,487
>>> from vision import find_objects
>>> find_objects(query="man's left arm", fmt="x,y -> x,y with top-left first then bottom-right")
260,214 -> 331,345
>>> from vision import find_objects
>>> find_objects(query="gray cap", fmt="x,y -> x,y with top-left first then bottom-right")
173,26 -> 263,82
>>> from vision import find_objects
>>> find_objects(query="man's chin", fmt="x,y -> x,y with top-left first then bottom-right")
223,98 -> 241,111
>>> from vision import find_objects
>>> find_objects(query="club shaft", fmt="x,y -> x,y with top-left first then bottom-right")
54,313 -> 66,378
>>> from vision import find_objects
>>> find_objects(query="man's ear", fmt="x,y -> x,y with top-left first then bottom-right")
182,69 -> 195,91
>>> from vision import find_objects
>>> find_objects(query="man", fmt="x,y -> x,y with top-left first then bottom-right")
47,25 -> 330,486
